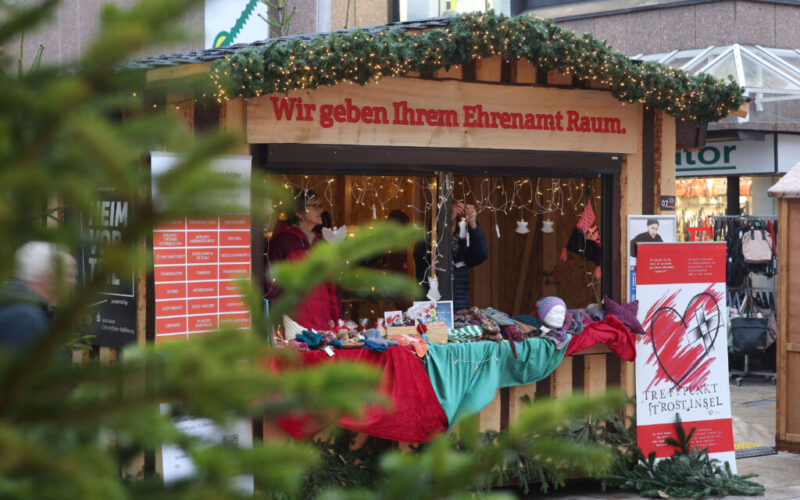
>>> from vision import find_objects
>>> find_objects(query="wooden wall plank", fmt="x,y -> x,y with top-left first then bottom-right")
551,356 -> 573,397
778,198 -> 790,443
513,59 -> 537,84
478,390 -> 502,432
219,97 -> 249,155
547,70 -> 573,86
658,112 -> 676,213
508,384 -> 536,426
620,359 -> 636,421
99,346 -> 118,365
475,56 -> 503,82
433,65 -> 463,80
583,354 -> 606,396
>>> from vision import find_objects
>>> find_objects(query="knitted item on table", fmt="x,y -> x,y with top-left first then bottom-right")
454,307 -> 501,337
296,331 -> 323,349
448,325 -> 483,343
510,319 -> 537,335
289,339 -> 309,351
482,307 -> 516,327
586,306 -> 606,322
361,328 -> 399,353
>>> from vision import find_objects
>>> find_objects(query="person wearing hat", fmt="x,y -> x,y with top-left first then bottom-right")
629,219 -> 663,258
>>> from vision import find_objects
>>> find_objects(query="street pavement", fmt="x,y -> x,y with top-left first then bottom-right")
523,379 -> 800,499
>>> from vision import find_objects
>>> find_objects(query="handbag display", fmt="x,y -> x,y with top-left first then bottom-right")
741,228 -> 773,264
730,316 -> 768,355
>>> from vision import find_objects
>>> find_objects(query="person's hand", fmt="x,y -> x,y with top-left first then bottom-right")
465,204 -> 477,229
451,202 -> 465,225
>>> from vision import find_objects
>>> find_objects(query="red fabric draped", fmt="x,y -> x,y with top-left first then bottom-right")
276,346 -> 448,444
565,314 -> 637,361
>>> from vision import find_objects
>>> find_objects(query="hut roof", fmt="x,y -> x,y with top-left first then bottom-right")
768,162 -> 800,198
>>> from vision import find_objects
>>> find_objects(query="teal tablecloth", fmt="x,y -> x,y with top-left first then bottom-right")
423,337 -> 569,426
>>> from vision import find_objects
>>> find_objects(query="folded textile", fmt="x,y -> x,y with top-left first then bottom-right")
296,330 -> 323,349
448,325 -> 483,343
483,307 -> 516,327
289,339 -> 309,351
585,306 -> 606,322
566,309 -> 586,335
510,319 -> 537,335
511,314 -> 542,329
361,328 -> 399,352
275,346 -> 448,443
565,314 -> 636,361
454,307 -> 501,337
424,337 -> 568,425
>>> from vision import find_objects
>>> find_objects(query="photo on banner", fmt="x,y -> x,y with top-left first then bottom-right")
635,242 -> 736,471
627,215 -> 676,302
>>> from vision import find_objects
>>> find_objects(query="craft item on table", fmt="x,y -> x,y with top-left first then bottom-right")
289,339 -> 309,351
500,324 -> 526,358
566,309 -> 587,335
602,297 -> 645,336
585,305 -> 606,322
283,315 -> 305,341
424,336 -> 569,426
511,314 -> 542,330
361,328 -> 399,352
389,334 -> 428,357
321,225 -> 347,243
454,307 -> 501,339
384,310 -> 404,327
406,301 -> 437,325
510,319 -> 537,335
565,314 -> 636,361
483,307 -> 516,327
541,219 -> 554,233
561,201 -> 602,279
448,325 -> 483,343
515,220 -> 530,234
426,276 -> 442,301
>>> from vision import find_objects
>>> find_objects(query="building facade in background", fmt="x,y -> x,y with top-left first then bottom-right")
519,0 -> 800,239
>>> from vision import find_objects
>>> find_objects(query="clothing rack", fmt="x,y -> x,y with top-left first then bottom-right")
708,215 -> 777,220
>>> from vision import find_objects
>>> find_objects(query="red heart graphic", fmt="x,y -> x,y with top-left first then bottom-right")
646,291 -> 721,391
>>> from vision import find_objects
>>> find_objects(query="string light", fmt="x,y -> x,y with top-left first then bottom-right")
208,11 -> 744,123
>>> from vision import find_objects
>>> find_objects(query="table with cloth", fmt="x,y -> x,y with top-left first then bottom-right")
274,316 -> 636,444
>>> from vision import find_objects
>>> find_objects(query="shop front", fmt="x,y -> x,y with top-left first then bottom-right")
139,12 -> 744,439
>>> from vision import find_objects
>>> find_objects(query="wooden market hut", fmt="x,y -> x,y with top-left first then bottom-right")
768,164 -> 800,452
132,13 -> 745,433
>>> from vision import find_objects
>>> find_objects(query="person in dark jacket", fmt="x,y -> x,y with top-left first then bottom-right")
264,190 -> 340,331
415,202 -> 489,311
629,219 -> 663,258
0,241 -> 76,353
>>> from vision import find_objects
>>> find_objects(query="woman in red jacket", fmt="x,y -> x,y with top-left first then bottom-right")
264,190 -> 340,331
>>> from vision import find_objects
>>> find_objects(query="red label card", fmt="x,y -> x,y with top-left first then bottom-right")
221,216 -> 250,229
219,296 -> 247,313
220,263 -> 250,280
220,313 -> 250,329
155,219 -> 186,231
153,231 -> 185,248
187,264 -> 218,281
188,298 -> 218,315
156,333 -> 187,345
188,281 -> 218,298
157,316 -> 187,335
220,231 -> 249,246
155,282 -> 186,300
156,300 -> 186,317
187,231 -> 218,247
219,280 -> 242,296
189,315 -> 218,332
154,248 -> 186,265
187,248 -> 218,264
154,266 -> 186,283
187,217 -> 219,230
220,248 -> 251,263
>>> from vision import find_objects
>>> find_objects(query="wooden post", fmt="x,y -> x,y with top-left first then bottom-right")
551,357 -> 573,397
583,354 -> 607,397
478,390 -> 502,432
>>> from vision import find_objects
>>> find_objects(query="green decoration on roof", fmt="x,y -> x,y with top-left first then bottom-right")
210,11 -> 745,124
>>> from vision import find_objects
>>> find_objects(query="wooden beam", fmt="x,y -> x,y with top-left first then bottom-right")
478,390 -> 502,432
475,56 -> 503,82
777,199 -> 789,441
512,59 -> 536,84
583,354 -> 606,397
146,62 -> 211,87
433,65 -> 463,80
99,346 -> 118,365
547,70 -> 572,86
551,357 -> 573,397
220,97 -> 249,155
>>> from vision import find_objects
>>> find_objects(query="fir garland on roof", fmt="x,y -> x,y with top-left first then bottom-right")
210,11 -> 745,124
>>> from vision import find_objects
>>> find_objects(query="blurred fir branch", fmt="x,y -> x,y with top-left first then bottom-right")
602,414 -> 765,499
0,1 -> 637,498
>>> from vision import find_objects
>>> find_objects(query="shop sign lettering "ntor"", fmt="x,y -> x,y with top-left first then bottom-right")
676,145 -> 736,166
269,96 -> 627,135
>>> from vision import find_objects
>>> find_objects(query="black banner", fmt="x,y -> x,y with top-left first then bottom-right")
76,189 -> 138,348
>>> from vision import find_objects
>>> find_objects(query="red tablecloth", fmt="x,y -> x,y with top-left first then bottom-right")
276,346 -> 448,444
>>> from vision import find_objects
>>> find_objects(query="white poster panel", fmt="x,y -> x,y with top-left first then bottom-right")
205,0 -> 271,49
635,242 -> 736,471
160,404 -> 254,493
627,215 -> 676,302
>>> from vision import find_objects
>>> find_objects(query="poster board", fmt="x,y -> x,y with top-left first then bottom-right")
635,242 -> 736,471
150,152 -> 252,344
627,215 -> 677,302
159,404 -> 254,493
77,188 -> 138,348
